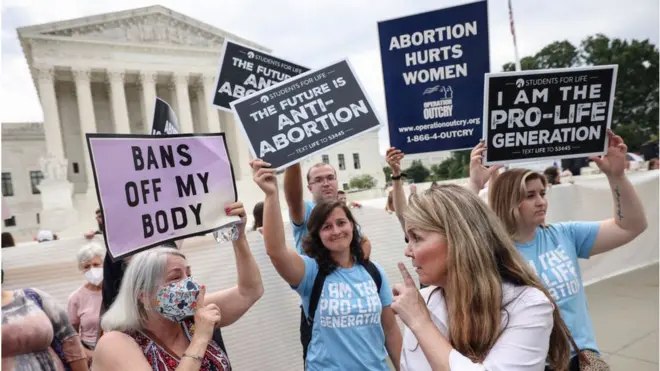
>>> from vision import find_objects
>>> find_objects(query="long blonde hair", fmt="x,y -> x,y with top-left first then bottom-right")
489,168 -> 548,239
404,185 -> 571,369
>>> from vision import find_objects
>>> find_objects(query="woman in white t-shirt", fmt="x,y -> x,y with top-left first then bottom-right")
392,185 -> 576,371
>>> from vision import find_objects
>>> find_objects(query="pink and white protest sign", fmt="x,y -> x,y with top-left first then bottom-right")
86,133 -> 239,261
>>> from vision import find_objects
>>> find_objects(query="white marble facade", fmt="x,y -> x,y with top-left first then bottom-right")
1,5 -> 385,240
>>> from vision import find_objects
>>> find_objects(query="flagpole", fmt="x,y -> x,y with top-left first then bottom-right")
508,0 -> 522,71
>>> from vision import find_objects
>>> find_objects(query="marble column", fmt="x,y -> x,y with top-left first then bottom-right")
139,71 -> 158,134
202,74 -> 222,133
72,68 -> 97,190
193,83 -> 209,132
221,110 -> 252,180
107,69 -> 131,134
173,73 -> 194,133
36,67 -> 65,159
35,66 -> 78,233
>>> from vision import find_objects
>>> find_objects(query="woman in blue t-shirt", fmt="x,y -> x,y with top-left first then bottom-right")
469,131 -> 648,370
251,159 -> 402,371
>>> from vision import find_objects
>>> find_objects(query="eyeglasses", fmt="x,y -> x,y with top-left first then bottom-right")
310,175 -> 336,185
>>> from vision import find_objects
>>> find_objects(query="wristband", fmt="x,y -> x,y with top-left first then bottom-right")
391,173 -> 407,180
183,353 -> 204,362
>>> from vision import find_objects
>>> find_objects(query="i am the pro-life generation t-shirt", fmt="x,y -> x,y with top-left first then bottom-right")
515,222 -> 601,355
295,255 -> 392,371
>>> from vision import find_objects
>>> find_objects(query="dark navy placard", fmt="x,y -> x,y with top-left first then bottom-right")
378,1 -> 489,154
212,40 -> 309,111
230,60 -> 383,170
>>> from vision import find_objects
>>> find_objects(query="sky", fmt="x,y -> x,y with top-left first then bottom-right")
1,0 -> 658,152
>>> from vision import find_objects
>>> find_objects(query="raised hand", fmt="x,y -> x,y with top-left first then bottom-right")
225,201 -> 247,239
469,141 -> 503,191
192,285 -> 222,342
391,262 -> 431,332
386,147 -> 405,176
589,129 -> 627,178
250,159 -> 278,195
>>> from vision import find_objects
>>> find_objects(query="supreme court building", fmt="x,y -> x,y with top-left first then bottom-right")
1,5 -> 384,240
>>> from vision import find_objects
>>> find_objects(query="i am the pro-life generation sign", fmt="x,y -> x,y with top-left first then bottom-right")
212,40 -> 309,111
377,1 -> 489,155
483,65 -> 618,165
86,133 -> 240,261
230,59 -> 383,170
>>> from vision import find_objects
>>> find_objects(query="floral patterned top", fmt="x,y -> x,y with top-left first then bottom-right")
127,318 -> 231,371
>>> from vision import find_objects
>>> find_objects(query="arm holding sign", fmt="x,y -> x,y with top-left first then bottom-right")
252,159 -> 306,286
468,141 -> 503,195
589,130 -> 647,256
284,163 -> 306,225
203,202 -> 264,327
386,147 -> 408,231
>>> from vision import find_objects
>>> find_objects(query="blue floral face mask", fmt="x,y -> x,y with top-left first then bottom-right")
155,277 -> 201,322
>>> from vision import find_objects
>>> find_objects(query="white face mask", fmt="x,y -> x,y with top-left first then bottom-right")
84,267 -> 103,286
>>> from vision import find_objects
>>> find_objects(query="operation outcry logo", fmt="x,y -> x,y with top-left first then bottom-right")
422,85 -> 453,120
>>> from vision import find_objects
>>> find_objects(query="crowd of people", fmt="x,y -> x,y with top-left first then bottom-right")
1,129 -> 652,371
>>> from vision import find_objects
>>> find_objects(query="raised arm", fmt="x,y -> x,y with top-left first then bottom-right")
204,202 -> 264,327
284,163 -> 306,225
590,130 -> 648,256
251,159 -> 306,286
386,147 -> 407,232
468,141 -> 503,195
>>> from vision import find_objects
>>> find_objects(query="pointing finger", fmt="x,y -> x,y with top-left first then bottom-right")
398,262 -> 416,287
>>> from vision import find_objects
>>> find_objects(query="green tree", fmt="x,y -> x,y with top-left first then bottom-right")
349,174 -> 377,190
581,34 -> 659,150
404,160 -> 430,183
383,166 -> 393,183
502,34 -> 659,152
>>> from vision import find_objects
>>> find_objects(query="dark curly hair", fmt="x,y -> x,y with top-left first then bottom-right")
302,201 -> 366,275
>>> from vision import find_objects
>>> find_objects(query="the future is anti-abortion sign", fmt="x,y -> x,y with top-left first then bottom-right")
230,59 -> 383,170
212,40 -> 309,111
86,133 -> 239,261
377,1 -> 489,155
483,65 -> 617,165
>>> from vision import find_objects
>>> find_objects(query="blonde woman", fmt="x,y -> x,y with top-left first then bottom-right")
393,185 -> 574,370
472,130 -> 647,370
93,202 -> 264,370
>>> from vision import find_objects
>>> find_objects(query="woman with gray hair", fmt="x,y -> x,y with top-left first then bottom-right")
92,202 -> 263,370
68,242 -> 105,356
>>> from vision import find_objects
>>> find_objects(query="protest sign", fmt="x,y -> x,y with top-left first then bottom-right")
86,133 -> 239,261
151,98 -> 180,135
377,1 -> 489,155
212,40 -> 309,111
230,59 -> 383,170
483,65 -> 618,165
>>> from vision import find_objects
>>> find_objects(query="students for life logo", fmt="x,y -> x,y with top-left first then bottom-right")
422,85 -> 453,120
515,78 -> 525,88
